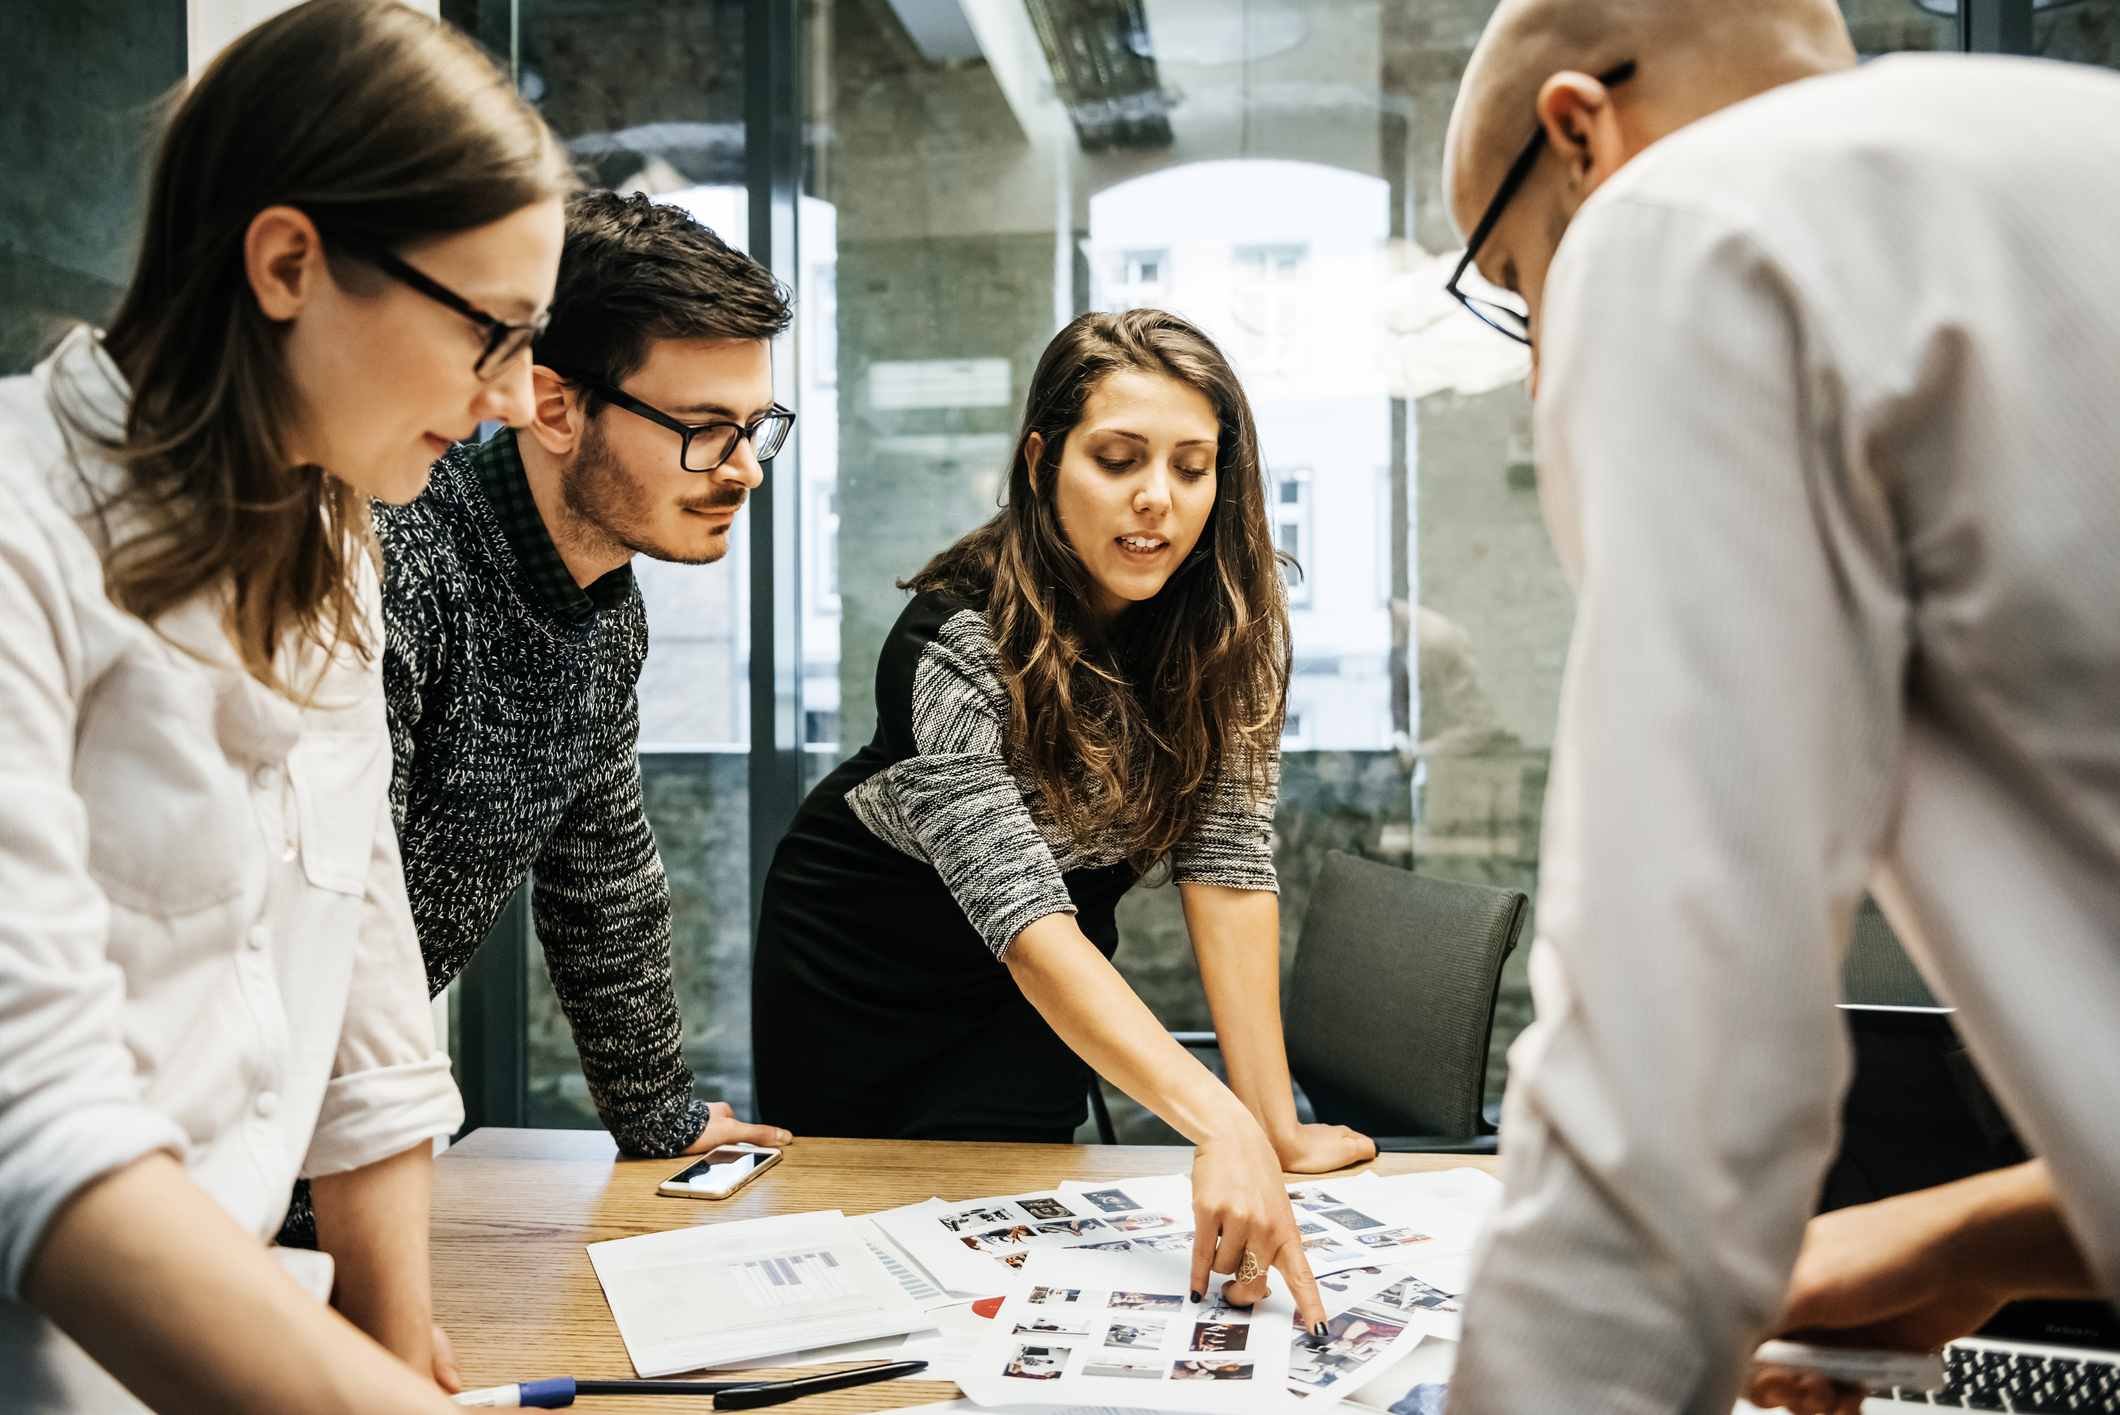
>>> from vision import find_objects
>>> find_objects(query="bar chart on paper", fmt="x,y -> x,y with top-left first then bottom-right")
735,1249 -> 856,1308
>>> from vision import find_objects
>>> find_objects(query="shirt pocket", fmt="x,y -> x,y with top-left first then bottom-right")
287,724 -> 388,897
73,656 -> 251,914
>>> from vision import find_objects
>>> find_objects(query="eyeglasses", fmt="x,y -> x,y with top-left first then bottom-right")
367,248 -> 550,380
1445,60 -> 1637,346
559,373 -> 796,473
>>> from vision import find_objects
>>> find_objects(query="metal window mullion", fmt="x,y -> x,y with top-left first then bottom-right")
746,0 -> 805,920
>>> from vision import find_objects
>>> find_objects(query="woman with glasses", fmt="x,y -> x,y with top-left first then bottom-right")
0,3 -> 570,1410
753,309 -> 1374,1336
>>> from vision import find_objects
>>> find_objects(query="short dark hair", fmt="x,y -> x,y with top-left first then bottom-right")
534,189 -> 792,411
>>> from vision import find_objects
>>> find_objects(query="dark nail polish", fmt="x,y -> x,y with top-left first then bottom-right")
1310,1321 -> 1330,1341
1190,1290 -> 1203,1304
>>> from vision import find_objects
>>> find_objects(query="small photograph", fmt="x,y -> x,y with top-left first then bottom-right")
1076,1239 -> 1135,1252
1300,1234 -> 1337,1253
1198,1291 -> 1254,1321
1107,1290 -> 1186,1312
999,1251 -> 1030,1269
1287,1309 -> 1409,1391
940,1205 -> 1015,1233
1014,1314 -> 1090,1337
1002,1344 -> 1071,1381
1034,1217 -> 1106,1240
1028,1285 -> 1096,1307
1171,1359 -> 1254,1382
974,1224 -> 1037,1248
1080,1187 -> 1142,1214
1018,1196 -> 1076,1222
1082,1360 -> 1164,1380
1295,1198 -> 1338,1214
1355,1227 -> 1433,1250
1111,1212 -> 1179,1233
1286,1186 -> 1340,1206
1189,1321 -> 1250,1354
1102,1319 -> 1168,1351
1370,1276 -> 1460,1315
1319,1266 -> 1385,1295
1296,1220 -> 1329,1237
1388,1383 -> 1450,1414
1131,1230 -> 1196,1254
1317,1206 -> 1386,1232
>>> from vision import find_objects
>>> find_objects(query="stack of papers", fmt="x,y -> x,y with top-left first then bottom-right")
585,1210 -> 936,1376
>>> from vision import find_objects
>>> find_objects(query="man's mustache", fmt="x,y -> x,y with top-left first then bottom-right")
678,490 -> 748,513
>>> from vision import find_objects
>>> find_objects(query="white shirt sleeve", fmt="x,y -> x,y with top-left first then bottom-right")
302,567 -> 463,1178
0,477 -> 188,1299
1448,195 -> 1913,1412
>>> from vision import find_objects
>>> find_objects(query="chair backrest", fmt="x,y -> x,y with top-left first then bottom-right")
1284,851 -> 1527,1139
1843,896 -> 1938,1008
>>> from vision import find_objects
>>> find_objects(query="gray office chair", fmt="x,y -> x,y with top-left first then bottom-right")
1091,851 -> 1527,1153
1844,896 -> 1939,1008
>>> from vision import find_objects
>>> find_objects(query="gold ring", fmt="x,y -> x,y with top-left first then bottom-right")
1235,1250 -> 1265,1283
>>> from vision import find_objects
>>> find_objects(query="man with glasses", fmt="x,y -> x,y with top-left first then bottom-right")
1433,2 -> 2120,1412
284,192 -> 796,1256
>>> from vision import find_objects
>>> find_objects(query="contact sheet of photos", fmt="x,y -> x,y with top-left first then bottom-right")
960,1247 -> 1298,1412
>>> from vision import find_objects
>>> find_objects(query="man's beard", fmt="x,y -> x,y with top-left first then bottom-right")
559,417 -> 742,566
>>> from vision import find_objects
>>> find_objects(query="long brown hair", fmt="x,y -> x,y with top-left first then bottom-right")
907,309 -> 1291,873
59,0 -> 572,694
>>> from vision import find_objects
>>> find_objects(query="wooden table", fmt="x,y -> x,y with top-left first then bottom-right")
432,1128 -> 1499,1413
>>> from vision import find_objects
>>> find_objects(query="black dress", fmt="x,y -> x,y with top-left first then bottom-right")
752,591 -> 1279,1142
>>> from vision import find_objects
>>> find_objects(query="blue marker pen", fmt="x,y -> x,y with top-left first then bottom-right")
450,1359 -> 928,1409
452,1377 -> 577,1408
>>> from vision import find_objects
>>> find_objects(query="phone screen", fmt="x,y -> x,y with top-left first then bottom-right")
667,1147 -> 774,1191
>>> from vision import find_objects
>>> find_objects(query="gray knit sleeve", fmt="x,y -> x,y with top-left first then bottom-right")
844,610 -> 1076,957
530,658 -> 711,1156
1170,737 -> 1280,892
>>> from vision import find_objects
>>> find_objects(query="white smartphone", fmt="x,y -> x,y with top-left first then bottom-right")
1752,1339 -> 1945,1394
656,1144 -> 783,1200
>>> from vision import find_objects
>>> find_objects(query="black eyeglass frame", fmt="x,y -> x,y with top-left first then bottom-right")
366,247 -> 550,380
555,371 -> 797,474
1445,59 -> 1638,346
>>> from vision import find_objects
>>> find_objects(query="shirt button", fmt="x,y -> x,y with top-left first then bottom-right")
252,764 -> 276,790
255,1091 -> 279,1119
247,925 -> 268,952
281,841 -> 299,864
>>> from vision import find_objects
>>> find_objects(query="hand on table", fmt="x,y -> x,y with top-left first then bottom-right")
1744,1186 -> 2009,1415
683,1101 -> 794,1154
1188,1119 -> 1329,1337
1275,1122 -> 1377,1175
431,1323 -> 461,1393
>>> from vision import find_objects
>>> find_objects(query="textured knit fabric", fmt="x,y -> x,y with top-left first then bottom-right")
1450,55 -> 2120,1414
278,428 -> 709,1245
383,430 -> 708,1152
752,590 -> 1277,1141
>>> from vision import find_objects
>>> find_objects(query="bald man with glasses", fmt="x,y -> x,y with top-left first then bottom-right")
1436,3 -> 2120,1411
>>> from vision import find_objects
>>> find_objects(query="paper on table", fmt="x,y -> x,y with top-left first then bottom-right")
585,1210 -> 933,1377
877,1182 -> 1196,1296
957,1247 -> 1298,1413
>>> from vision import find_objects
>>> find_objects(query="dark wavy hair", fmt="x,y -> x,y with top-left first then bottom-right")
64,0 -> 572,696
906,309 -> 1291,874
534,189 -> 793,416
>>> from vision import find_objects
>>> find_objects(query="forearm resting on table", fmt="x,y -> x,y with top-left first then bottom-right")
23,1153 -> 455,1415
1005,914 -> 1255,1144
1181,883 -> 1301,1146
311,1140 -> 441,1369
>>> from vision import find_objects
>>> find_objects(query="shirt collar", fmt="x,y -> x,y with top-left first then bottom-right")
469,428 -> 633,627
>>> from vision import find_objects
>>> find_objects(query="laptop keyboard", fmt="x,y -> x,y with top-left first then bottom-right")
1894,1345 -> 2120,1410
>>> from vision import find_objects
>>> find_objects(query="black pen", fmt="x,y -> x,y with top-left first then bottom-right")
452,1358 -> 930,1407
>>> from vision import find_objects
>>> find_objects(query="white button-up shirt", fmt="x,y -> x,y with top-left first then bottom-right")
1451,55 -> 2120,1413
0,331 -> 462,1408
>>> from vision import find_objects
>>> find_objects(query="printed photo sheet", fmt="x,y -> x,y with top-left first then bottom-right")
585,1210 -> 933,1377
959,1247 -> 1299,1413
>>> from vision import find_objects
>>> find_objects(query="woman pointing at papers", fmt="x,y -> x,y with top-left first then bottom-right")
753,309 -> 1372,1335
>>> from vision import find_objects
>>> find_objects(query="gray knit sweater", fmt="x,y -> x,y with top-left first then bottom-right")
376,429 -> 709,1155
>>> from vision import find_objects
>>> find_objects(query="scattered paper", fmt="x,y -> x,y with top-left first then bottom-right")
585,1210 -> 933,1377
